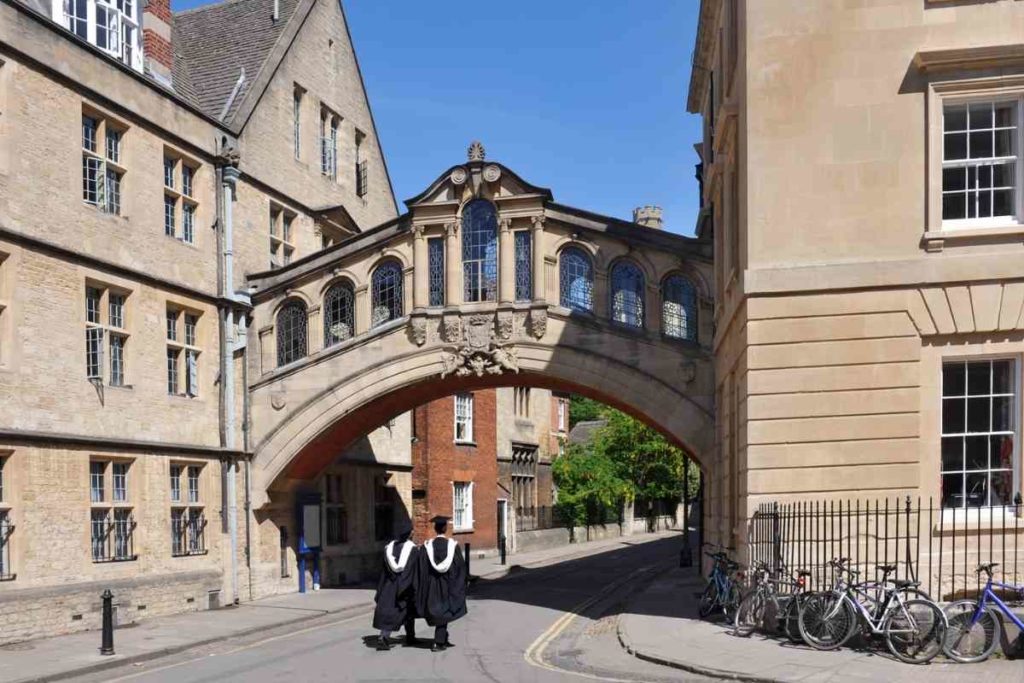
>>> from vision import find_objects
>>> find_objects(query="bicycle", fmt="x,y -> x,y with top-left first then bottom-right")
798,558 -> 947,664
697,545 -> 742,620
734,561 -> 811,641
943,562 -> 1024,663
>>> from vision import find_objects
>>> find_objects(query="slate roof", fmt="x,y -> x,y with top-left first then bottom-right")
173,0 -> 301,121
567,420 -> 607,446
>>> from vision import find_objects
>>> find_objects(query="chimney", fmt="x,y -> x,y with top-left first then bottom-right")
633,205 -> 663,230
143,0 -> 174,87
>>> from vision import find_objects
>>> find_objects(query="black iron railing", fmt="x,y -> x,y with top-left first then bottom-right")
748,495 -> 1023,600
0,512 -> 14,580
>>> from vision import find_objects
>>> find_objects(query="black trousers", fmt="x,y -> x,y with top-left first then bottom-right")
433,624 -> 449,646
380,617 -> 416,640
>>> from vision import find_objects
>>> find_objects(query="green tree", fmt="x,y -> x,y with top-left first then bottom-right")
552,442 -> 630,528
568,395 -> 605,427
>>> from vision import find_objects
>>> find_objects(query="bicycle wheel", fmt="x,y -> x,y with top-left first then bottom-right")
798,592 -> 857,651
697,581 -> 719,619
883,599 -> 946,664
722,582 -> 742,621
734,589 -> 765,637
782,594 -> 808,644
943,600 -> 1001,663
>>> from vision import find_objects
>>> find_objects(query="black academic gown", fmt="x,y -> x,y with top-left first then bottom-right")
372,540 -> 419,631
415,536 -> 468,626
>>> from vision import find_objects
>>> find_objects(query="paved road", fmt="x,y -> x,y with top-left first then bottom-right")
72,536 -> 715,682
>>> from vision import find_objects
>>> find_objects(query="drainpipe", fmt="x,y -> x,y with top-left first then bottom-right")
221,165 -> 241,605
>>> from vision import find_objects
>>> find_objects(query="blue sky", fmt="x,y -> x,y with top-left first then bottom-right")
172,1 -> 702,235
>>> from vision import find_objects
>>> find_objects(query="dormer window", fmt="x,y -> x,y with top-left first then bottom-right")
54,0 -> 143,72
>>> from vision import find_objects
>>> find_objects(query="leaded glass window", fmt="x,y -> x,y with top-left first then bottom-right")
662,275 -> 698,342
462,200 -> 498,303
323,281 -> 355,348
611,262 -> 645,327
276,300 -> 308,367
428,238 -> 445,307
514,231 -> 532,302
559,247 -> 593,312
371,261 -> 403,327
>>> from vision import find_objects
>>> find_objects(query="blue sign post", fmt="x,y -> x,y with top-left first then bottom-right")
296,493 -> 322,593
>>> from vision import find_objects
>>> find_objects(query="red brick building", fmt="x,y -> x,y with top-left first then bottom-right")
410,389 -> 499,551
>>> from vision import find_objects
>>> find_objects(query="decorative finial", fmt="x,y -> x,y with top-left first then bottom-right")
467,140 -> 486,162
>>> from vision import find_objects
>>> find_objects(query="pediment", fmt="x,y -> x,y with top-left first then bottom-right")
404,158 -> 552,210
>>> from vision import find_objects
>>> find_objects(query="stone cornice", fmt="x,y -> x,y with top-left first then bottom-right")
0,428 -> 247,459
686,0 -> 722,113
914,44 -> 1024,73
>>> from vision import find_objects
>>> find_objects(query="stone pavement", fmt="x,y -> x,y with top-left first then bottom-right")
0,529 -> 681,683
618,568 -> 1024,683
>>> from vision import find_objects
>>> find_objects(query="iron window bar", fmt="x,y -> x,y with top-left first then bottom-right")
0,513 -> 14,581
91,512 -> 137,563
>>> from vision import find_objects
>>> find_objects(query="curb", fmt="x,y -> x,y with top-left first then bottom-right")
10,601 -> 375,683
615,580 -> 782,683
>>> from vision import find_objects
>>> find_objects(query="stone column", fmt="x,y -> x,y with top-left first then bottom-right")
444,220 -> 461,305
354,284 -> 369,335
412,225 -> 428,311
498,217 -> 514,304
531,215 -> 545,303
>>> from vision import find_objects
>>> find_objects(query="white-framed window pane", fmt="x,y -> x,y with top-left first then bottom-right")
182,204 -> 195,244
454,393 -> 473,442
91,509 -> 108,561
113,509 -> 132,560
86,327 -> 103,379
86,287 -> 102,324
184,314 -> 197,346
453,482 -> 472,531
940,359 -> 1017,508
293,90 -> 302,159
108,294 -> 124,328
942,100 -> 1019,222
171,508 -> 185,555
167,348 -> 179,394
82,115 -> 98,152
164,195 -> 176,237
187,509 -> 204,553
185,350 -> 198,397
90,461 -> 105,503
169,464 -> 181,503
83,156 -> 103,205
181,165 -> 193,197
104,169 -> 121,214
164,157 -> 175,189
166,308 -> 177,341
112,462 -> 128,502
188,466 -> 200,503
109,333 -> 125,386
105,129 -> 121,164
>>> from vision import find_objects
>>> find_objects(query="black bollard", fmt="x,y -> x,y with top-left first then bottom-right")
499,535 -> 507,566
465,542 -> 471,585
100,589 -> 115,655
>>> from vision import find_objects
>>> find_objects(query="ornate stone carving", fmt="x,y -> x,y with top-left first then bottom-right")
513,311 -> 528,336
270,389 -> 287,411
679,361 -> 697,384
445,220 -> 459,237
529,308 -> 547,340
442,316 -> 461,343
439,313 -> 520,378
450,166 -> 468,185
496,311 -> 514,341
410,317 -> 427,346
483,164 -> 501,183
467,140 -> 486,162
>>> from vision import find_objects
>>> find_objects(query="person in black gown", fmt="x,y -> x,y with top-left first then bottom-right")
372,527 -> 419,651
416,515 -> 468,652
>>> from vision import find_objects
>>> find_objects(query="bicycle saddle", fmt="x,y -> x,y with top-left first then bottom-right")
976,562 -> 999,573
877,564 -> 898,574
893,579 -> 919,589
795,570 -> 812,577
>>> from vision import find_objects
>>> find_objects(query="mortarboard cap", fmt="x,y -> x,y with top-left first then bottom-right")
430,515 -> 450,525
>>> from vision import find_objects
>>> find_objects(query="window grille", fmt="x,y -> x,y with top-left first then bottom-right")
170,464 -> 205,556
0,510 -> 12,580
276,301 -> 308,366
611,262 -> 645,327
662,275 -> 697,342
942,101 -> 1019,223
452,482 -> 472,532
428,238 -> 445,307
323,282 -> 354,348
187,510 -> 205,554
462,200 -> 498,302
559,247 -> 593,312
371,261 -> 403,327
171,508 -> 185,556
185,350 -> 198,397
454,393 -> 473,442
514,230 -> 532,302
941,359 -> 1018,508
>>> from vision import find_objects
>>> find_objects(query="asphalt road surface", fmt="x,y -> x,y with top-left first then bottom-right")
73,536 -> 716,683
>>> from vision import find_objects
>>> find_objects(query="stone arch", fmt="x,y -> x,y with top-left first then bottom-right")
251,341 -> 714,501
318,270 -> 362,297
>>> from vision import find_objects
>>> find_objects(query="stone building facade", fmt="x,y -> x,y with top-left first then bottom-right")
0,0 -> 402,644
688,1 -> 1024,550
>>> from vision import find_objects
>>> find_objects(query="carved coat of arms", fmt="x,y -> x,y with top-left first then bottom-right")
440,315 -> 520,379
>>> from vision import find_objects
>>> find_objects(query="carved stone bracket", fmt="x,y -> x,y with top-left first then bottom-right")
679,360 -> 697,385
496,310 -> 514,341
529,308 -> 547,340
409,316 -> 427,346
442,315 -> 461,343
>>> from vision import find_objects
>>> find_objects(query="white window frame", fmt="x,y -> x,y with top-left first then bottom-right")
85,284 -> 129,386
166,305 -> 200,397
939,357 -> 1020,517
54,0 -> 143,72
557,399 -> 566,432
170,462 -> 205,556
452,481 -> 473,532
454,392 -> 474,443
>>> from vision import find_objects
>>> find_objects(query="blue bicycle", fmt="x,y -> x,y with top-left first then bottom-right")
943,562 -> 1024,662
698,545 -> 741,620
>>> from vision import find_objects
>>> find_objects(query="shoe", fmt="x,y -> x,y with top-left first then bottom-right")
431,643 -> 444,652
404,636 -> 417,647
444,640 -> 454,649
377,638 -> 391,651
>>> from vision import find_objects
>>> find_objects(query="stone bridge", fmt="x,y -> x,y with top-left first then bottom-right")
246,149 -> 715,505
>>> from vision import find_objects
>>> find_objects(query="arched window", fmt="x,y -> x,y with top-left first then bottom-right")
559,247 -> 593,312
371,261 -> 403,327
276,300 -> 307,367
462,199 -> 498,302
323,281 -> 355,348
611,261 -> 645,328
662,275 -> 697,342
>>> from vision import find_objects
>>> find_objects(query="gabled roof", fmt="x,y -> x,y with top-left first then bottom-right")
173,0 -> 303,121
568,420 -> 607,446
